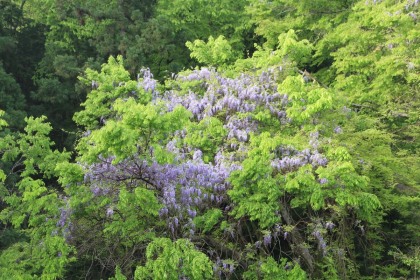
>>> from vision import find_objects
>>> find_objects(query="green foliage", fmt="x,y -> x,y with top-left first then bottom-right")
186,35 -> 238,67
156,0 -> 249,42
77,97 -> 190,163
0,0 -> 418,279
75,56 -> 192,163
134,238 -> 213,280
103,186 -> 161,240
0,65 -> 26,129
185,117 -> 227,162
277,30 -> 313,66
193,208 -> 223,233
232,30 -> 313,72
0,109 -> 8,130
243,257 -> 307,280
0,116 -> 74,278
228,133 -> 283,228
316,256 -> 340,280
281,76 -> 333,123
247,0 -> 356,49
315,0 -> 419,152
74,56 -> 142,130
110,266 -> 127,280
389,246 -> 420,278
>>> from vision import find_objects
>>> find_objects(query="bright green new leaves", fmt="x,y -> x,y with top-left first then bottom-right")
186,35 -> 238,67
0,116 -> 74,278
229,133 -> 283,228
193,208 -> 223,234
0,234 -> 74,279
75,56 -> 191,163
281,76 -> 333,123
315,0 -> 419,143
0,110 -> 7,129
286,154 -> 381,220
134,238 -> 213,280
119,187 -> 160,223
185,117 -> 227,162
78,98 -> 191,163
233,30 -> 313,73
103,187 -> 161,245
62,182 -> 163,278
75,56 -> 150,130
243,257 -> 307,280
277,30 -> 313,66
228,127 -> 381,230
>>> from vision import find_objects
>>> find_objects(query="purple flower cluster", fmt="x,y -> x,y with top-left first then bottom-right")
271,148 -> 328,172
138,68 -> 157,93
56,197 -> 73,241
309,131 -> 320,149
310,152 -> 328,167
181,68 -> 212,81
325,221 -> 335,230
57,207 -> 71,228
214,258 -> 235,277
83,153 -> 240,235
263,234 -> 272,247
106,207 -> 114,217
90,186 -> 110,196
225,115 -> 256,143
160,68 -> 289,138
313,230 -> 327,256
319,178 -> 329,185
334,126 -> 343,134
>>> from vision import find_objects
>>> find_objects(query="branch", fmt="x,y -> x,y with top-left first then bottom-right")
280,197 -> 315,274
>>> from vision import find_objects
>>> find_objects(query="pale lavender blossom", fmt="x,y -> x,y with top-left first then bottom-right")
319,178 -> 328,184
334,126 -> 343,134
91,186 -> 102,196
199,68 -> 212,79
325,221 -> 335,230
408,12 -> 417,20
57,208 -> 69,227
106,207 -> 114,217
310,153 -> 328,166
313,230 -> 328,256
263,234 -> 272,247
193,150 -> 203,161
138,68 -> 157,92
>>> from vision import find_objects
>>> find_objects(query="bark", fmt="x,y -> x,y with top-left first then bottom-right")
280,198 -> 315,274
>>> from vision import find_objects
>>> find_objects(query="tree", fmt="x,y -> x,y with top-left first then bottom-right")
0,0 -> 418,278
62,55 -> 385,278
0,115 -> 74,278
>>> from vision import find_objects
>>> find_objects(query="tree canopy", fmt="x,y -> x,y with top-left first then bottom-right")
0,0 -> 419,279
